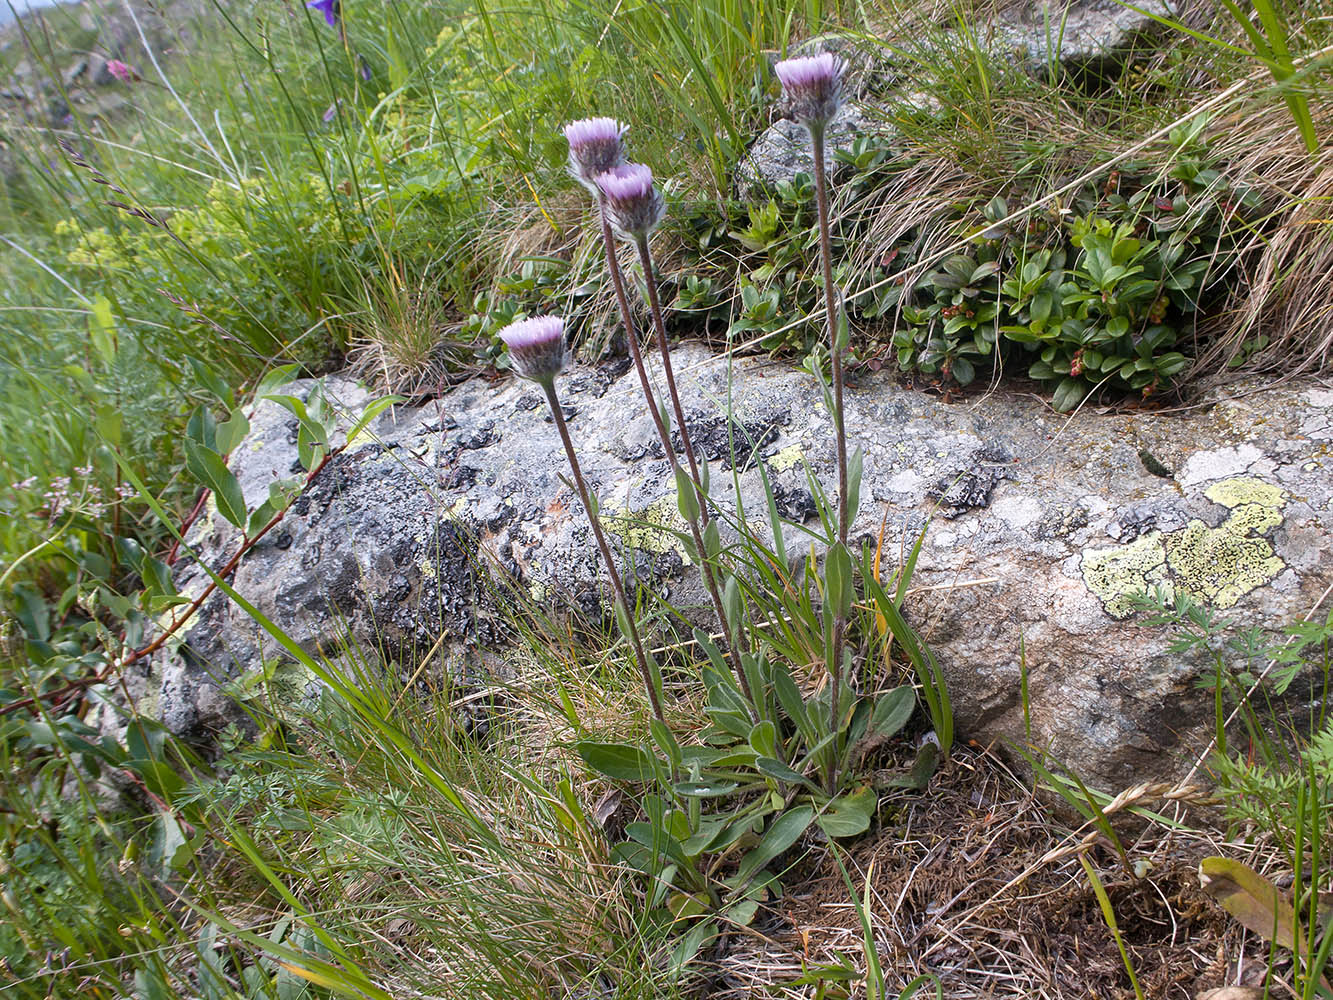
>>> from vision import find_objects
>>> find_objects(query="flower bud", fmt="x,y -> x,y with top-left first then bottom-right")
774,51 -> 844,129
595,163 -> 664,240
564,117 -> 627,194
499,315 -> 567,385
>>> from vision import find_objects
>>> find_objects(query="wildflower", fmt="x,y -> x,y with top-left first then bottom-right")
15,476 -> 38,492
595,163 -> 664,240
774,49 -> 854,792
498,315 -> 567,386
105,60 -> 139,84
563,117 -> 627,194
307,0 -> 339,28
323,102 -> 339,123
774,51 -> 844,129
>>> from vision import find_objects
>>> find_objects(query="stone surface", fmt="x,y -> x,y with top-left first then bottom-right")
995,0 -> 1176,77
131,347 -> 1333,791
735,102 -> 884,201
738,0 -> 1173,193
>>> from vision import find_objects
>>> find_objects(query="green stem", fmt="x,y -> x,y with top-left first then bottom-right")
812,121 -> 849,794
541,378 -> 665,724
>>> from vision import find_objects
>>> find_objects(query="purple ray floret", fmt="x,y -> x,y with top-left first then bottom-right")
307,0 -> 339,27
499,315 -> 567,384
774,51 -> 844,128
564,117 -> 627,193
596,163 -> 664,239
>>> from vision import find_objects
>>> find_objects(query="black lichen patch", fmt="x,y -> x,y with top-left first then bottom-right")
770,477 -> 818,522
676,406 -> 790,470
453,422 -> 497,451
928,464 -> 1010,518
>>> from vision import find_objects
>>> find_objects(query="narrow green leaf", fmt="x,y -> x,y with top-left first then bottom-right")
734,805 -> 814,883
676,466 -> 700,523
867,686 -> 915,740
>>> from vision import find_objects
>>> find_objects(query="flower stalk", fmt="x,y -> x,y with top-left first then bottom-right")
565,124 -> 753,704
500,315 -> 665,724
775,51 -> 851,791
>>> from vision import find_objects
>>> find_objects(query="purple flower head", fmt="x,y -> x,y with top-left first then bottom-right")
595,163 -> 664,240
499,315 -> 567,384
563,117 -> 627,194
106,60 -> 138,83
774,51 -> 844,128
307,0 -> 339,28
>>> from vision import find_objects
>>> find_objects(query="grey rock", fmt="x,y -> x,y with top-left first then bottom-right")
996,0 -> 1176,78
739,0 -> 1173,194
125,348 -> 1333,792
735,102 -> 883,200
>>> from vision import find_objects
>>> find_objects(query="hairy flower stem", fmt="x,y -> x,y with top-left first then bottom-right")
595,203 -> 755,706
541,379 -> 665,724
631,235 -> 709,524
812,122 -> 849,794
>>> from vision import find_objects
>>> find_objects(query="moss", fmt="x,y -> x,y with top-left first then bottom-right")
600,496 -> 692,563
1080,530 -> 1173,619
1081,476 -> 1288,617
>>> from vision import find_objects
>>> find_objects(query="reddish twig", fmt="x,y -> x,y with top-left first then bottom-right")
1,447 -> 342,718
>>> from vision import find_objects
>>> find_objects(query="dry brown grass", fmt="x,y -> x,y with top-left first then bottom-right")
693,746 -> 1291,999
1194,105 -> 1333,385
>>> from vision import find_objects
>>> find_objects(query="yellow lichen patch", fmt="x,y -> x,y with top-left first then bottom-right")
1164,521 -> 1285,609
1080,531 -> 1173,620
1081,476 -> 1288,618
600,496 -> 692,563
1165,477 -> 1287,609
768,444 -> 805,472
1205,477 -> 1286,516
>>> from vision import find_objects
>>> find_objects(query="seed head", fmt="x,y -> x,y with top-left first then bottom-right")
564,117 -> 627,194
774,51 -> 844,129
595,163 -> 664,240
499,315 -> 567,385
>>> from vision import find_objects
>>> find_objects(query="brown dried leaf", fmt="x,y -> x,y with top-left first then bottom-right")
1198,856 -> 1299,951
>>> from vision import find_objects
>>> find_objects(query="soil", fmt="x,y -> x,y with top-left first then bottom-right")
708,745 -> 1279,999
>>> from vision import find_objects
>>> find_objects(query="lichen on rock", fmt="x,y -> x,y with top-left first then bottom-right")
1165,477 -> 1287,609
600,496 -> 693,563
1080,530 -> 1173,619
1080,476 -> 1287,618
